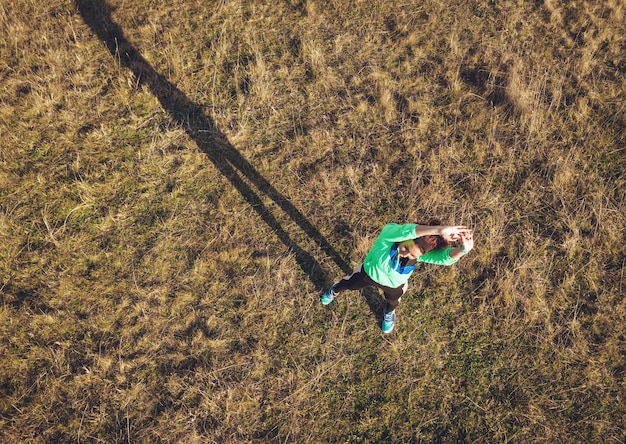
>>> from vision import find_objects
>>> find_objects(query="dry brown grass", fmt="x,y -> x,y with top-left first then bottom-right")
1,0 -> 625,442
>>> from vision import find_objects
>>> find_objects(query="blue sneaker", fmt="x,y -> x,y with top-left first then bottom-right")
321,285 -> 338,305
382,310 -> 396,333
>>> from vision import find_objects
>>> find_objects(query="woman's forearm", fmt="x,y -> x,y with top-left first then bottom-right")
415,224 -> 469,242
448,246 -> 465,260
414,224 -> 444,237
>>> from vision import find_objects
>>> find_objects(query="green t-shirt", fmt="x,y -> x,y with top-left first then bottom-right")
363,223 -> 458,288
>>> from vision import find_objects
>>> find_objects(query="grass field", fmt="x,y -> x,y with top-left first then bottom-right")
1,0 -> 625,442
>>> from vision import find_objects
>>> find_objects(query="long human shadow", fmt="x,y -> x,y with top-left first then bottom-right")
75,0 -> 352,292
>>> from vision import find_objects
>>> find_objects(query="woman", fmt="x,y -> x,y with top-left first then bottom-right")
321,220 -> 474,333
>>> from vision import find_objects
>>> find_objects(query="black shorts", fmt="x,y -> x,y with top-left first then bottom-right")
333,263 -> 406,309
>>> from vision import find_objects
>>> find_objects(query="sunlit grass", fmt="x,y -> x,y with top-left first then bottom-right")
1,0 -> 624,442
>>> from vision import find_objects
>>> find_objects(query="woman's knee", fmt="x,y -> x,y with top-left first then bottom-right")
385,299 -> 400,312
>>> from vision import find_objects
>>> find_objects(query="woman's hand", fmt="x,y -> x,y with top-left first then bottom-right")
459,230 -> 474,253
439,226 -> 469,242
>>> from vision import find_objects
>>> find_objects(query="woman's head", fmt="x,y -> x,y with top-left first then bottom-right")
414,219 -> 450,254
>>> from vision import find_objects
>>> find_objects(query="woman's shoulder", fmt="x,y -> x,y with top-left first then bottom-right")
379,222 -> 418,239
